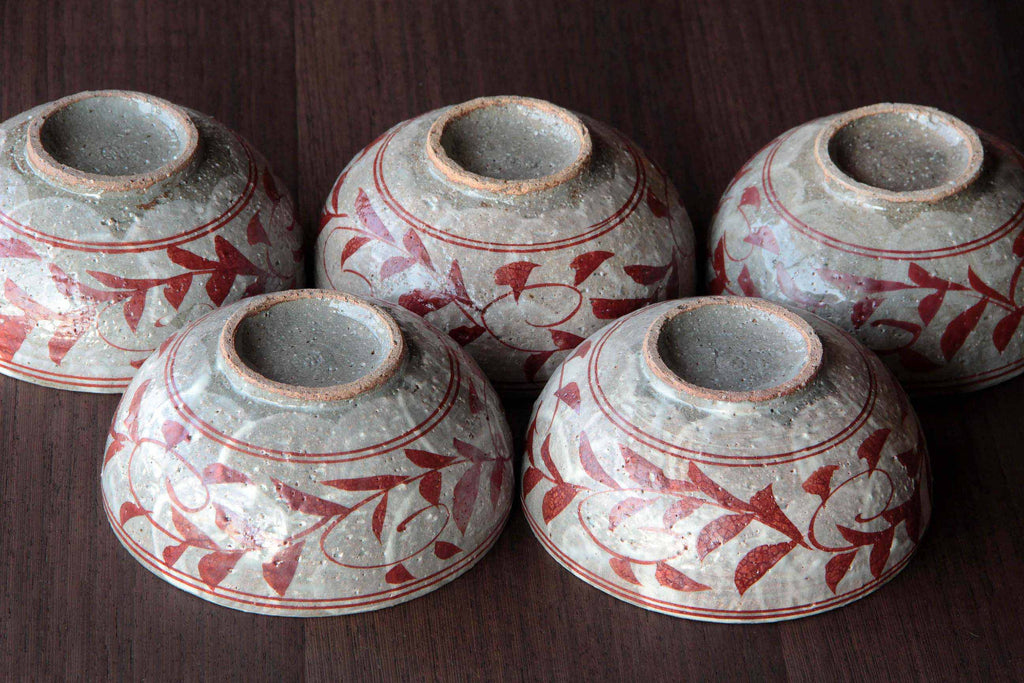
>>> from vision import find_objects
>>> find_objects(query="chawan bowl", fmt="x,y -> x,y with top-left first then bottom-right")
709,103 -> 1024,393
0,90 -> 303,392
101,289 -> 513,615
522,296 -> 930,622
316,95 -> 695,394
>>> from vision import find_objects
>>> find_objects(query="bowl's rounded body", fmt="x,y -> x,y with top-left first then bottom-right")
316,96 -> 695,394
522,297 -> 931,623
708,103 -> 1024,393
0,91 -> 303,393
101,290 -> 513,616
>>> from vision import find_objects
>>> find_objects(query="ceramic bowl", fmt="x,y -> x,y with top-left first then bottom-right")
101,289 -> 513,615
709,102 -> 1024,393
522,296 -> 930,622
0,90 -> 303,393
315,95 -> 695,394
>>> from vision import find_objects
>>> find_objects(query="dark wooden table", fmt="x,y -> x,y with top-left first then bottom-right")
3,1 -> 1023,680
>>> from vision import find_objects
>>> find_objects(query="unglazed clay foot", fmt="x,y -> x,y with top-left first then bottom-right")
0,90 -> 303,392
709,103 -> 1024,393
316,95 -> 695,394
522,296 -> 930,623
102,289 -> 513,615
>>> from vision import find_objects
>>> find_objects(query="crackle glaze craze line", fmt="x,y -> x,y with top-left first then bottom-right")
708,105 -> 1024,394
315,98 -> 696,394
0,92 -> 304,393
101,294 -> 514,616
521,299 -> 931,623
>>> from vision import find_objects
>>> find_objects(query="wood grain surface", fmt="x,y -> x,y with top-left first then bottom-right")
2,1 -> 1023,680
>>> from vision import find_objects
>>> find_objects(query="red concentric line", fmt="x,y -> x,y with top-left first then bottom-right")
162,316 -> 463,463
522,503 -> 915,622
103,493 -> 508,611
0,357 -> 132,389
371,121 -> 647,253
585,311 -> 880,466
761,131 -> 1024,261
0,135 -> 258,254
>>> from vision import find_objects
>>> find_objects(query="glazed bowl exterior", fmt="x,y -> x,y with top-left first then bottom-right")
0,90 -> 303,393
315,95 -> 695,394
101,289 -> 513,615
522,296 -> 931,622
708,103 -> 1024,393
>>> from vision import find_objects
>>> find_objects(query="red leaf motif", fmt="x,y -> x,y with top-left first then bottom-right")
161,420 -> 189,448
522,466 -> 545,496
322,475 -> 407,491
687,463 -> 748,509
246,213 -> 270,246
737,265 -> 759,297
494,261 -> 539,302
708,238 -> 728,295
571,339 -> 592,360
968,267 -> 1011,305
405,449 -> 456,469
696,513 -> 754,559
655,562 -> 710,592
123,292 -> 147,332
738,186 -> 761,209
340,236 -> 371,268
623,264 -> 669,285
663,496 -> 704,527
524,351 -> 555,382
449,324 -> 486,346
917,290 -> 945,325
104,432 -> 128,465
0,238 -> 39,259
402,230 -> 433,269
775,262 -> 821,307
124,379 -> 150,441
1014,228 -> 1024,257
869,527 -> 895,578
446,261 -> 471,303
453,463 -> 482,534
553,382 -> 581,413
354,189 -> 394,243
578,432 -> 617,487
940,299 -> 987,360
858,428 -> 891,471
825,551 -> 857,594
262,541 -> 304,596
542,483 -> 579,524
205,270 -> 236,306
454,438 -> 488,462
434,541 -> 462,559
398,289 -> 452,316
802,465 -> 838,500
48,314 -> 89,365
162,543 -> 188,567
851,297 -> 883,328
419,470 -> 442,505
591,298 -> 652,320
372,493 -> 388,543
621,445 -> 669,490
748,485 -> 802,541
213,237 -> 259,275
608,497 -> 653,531
380,255 -> 416,279
734,541 -> 797,595
166,245 -> 217,270
171,508 -> 218,550
385,563 -> 416,584
118,501 -> 148,524
163,274 -> 192,309
550,330 -> 586,350
263,169 -> 283,202
646,187 -> 669,217
198,551 -> 244,588
570,251 -> 614,286
993,309 -> 1023,352
272,479 -> 350,517
202,463 -> 252,485
467,382 -> 483,414
743,226 -> 780,254
609,557 -> 642,585
490,461 -> 505,508
818,268 -> 912,293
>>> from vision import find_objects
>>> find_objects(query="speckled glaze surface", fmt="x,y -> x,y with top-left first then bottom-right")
522,296 -> 930,622
316,96 -> 695,394
708,103 -> 1024,393
101,290 -> 513,616
0,90 -> 303,393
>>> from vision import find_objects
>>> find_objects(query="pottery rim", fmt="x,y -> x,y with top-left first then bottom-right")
25,89 -> 200,194
814,102 -> 984,204
219,289 -> 407,402
425,95 -> 593,196
643,297 -> 824,403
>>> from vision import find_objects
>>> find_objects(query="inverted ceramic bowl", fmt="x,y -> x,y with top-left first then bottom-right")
522,296 -> 930,623
709,102 -> 1024,393
101,289 -> 513,615
0,90 -> 303,392
316,95 -> 695,394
